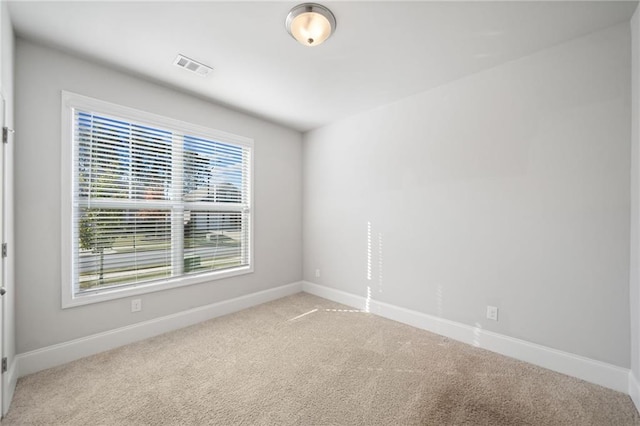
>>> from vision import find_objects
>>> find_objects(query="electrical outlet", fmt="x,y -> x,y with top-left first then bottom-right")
131,298 -> 142,313
315,269 -> 320,278
486,305 -> 498,321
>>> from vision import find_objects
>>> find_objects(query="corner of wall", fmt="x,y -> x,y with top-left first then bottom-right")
630,371 -> 640,412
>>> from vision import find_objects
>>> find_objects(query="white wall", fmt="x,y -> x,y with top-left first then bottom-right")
630,5 -> 640,407
15,39 -> 302,354
1,0 -> 15,415
303,23 -> 631,367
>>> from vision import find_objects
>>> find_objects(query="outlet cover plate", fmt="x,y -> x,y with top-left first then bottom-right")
486,305 -> 498,321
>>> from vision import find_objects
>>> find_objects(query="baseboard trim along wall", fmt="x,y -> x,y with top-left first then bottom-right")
15,281 -> 303,378
12,280 -> 634,401
302,281 -> 630,394
629,371 -> 640,410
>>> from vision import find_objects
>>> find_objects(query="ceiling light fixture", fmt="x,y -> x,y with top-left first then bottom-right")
285,3 -> 336,47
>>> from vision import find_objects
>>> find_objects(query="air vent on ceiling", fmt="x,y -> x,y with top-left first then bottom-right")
173,54 -> 213,77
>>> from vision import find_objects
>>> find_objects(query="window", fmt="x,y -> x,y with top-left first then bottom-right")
61,92 -> 253,307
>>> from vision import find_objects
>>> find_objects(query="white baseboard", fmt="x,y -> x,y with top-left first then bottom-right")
630,372 -> 640,412
16,281 -> 303,378
302,281 -> 630,394
12,280 -> 634,400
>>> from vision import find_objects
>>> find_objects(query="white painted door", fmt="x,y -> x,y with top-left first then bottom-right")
0,95 -> 7,416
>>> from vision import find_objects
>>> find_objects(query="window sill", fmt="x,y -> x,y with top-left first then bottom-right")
61,266 -> 253,309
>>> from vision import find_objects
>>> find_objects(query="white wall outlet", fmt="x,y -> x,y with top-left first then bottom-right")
131,298 -> 142,313
315,269 -> 321,278
486,305 -> 498,321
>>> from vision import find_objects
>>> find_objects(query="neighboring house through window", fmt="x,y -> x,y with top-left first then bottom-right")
61,92 -> 253,307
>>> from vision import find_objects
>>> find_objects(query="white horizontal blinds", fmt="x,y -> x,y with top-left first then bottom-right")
76,209 -> 172,292
72,107 -> 252,297
183,135 -> 250,274
77,113 -> 172,200
74,110 -> 174,294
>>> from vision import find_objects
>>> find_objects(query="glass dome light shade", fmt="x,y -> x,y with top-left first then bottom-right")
286,3 -> 336,47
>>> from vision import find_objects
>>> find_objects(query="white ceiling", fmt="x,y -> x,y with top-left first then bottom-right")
8,1 -> 638,132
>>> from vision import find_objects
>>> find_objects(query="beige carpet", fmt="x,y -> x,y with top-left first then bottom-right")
2,293 -> 638,425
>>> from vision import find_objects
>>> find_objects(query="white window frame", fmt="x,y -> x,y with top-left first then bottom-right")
61,91 -> 254,308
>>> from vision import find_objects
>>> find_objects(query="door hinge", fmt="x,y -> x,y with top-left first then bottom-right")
2,127 -> 13,144
2,357 -> 7,374
1,243 -> 6,258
